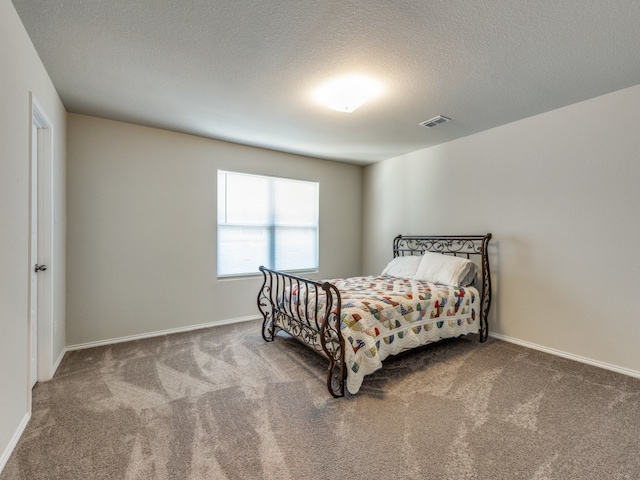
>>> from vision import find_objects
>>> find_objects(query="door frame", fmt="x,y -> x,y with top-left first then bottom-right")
29,93 -> 55,389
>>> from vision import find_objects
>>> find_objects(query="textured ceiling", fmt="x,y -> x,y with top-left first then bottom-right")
11,0 -> 640,165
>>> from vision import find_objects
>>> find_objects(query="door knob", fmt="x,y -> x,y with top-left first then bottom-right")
35,264 -> 47,272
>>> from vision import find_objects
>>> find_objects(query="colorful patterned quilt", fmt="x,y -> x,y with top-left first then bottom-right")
281,276 -> 480,394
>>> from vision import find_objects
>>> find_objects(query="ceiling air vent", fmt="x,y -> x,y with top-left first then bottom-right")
419,115 -> 450,128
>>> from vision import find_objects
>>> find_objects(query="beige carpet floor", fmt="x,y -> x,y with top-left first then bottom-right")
2,320 -> 639,479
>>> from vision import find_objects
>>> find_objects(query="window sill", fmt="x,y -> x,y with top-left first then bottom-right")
217,269 -> 319,281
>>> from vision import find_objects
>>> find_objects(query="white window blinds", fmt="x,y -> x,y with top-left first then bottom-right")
217,170 -> 319,276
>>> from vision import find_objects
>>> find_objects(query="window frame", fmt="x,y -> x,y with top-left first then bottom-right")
216,170 -> 319,278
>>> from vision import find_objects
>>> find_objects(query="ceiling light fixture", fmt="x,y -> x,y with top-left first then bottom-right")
314,75 -> 383,113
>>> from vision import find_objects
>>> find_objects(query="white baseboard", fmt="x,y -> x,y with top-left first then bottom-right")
66,315 -> 261,351
0,413 -> 30,475
51,347 -> 65,376
489,332 -> 640,379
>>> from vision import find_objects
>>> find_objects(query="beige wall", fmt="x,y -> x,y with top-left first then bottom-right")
0,0 -> 66,469
363,84 -> 640,375
66,114 -> 362,346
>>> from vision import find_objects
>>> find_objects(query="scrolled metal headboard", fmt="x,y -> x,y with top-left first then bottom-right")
392,234 -> 493,342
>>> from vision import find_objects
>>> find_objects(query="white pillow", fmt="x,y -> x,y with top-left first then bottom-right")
413,251 -> 477,286
381,255 -> 423,278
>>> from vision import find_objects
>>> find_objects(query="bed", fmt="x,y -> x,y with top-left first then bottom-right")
257,234 -> 492,397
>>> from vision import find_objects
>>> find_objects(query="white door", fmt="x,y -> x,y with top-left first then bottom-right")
30,122 -> 39,389
30,95 -> 54,387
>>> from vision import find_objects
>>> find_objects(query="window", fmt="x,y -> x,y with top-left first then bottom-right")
217,170 -> 319,277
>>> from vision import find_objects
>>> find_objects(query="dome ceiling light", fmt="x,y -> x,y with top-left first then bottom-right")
313,75 -> 383,113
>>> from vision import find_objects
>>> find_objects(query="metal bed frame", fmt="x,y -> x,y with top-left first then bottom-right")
257,234 -> 492,397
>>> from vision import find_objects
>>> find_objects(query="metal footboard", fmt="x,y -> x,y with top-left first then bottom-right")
257,266 -> 346,397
